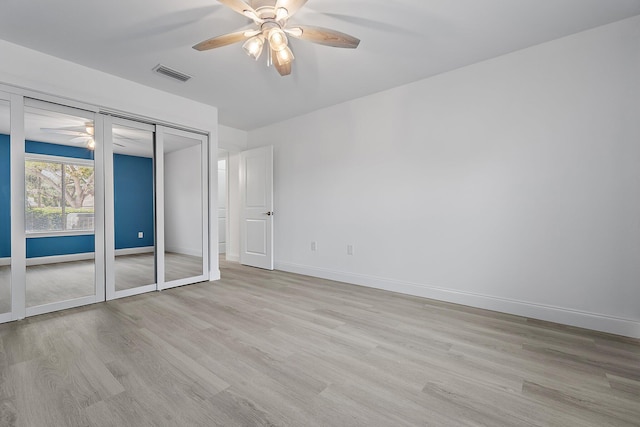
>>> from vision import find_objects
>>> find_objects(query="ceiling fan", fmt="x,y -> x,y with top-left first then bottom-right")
41,123 -> 128,151
193,0 -> 360,76
41,123 -> 98,150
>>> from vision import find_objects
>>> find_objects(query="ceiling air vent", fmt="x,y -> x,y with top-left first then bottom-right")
153,64 -> 192,82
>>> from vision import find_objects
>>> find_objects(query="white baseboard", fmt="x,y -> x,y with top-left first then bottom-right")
18,248 -> 153,265
115,246 -> 155,256
218,243 -> 226,254
275,261 -> 640,339
225,254 -> 239,262
0,257 -> 9,267
165,246 -> 202,257
27,252 -> 95,266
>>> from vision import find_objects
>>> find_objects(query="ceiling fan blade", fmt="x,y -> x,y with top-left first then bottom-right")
271,49 -> 292,76
42,125 -> 85,132
193,30 -> 250,51
40,128 -> 88,137
243,29 -> 261,37
70,136 -> 91,143
218,0 -> 262,22
275,0 -> 308,19
288,25 -> 360,48
113,134 -> 145,144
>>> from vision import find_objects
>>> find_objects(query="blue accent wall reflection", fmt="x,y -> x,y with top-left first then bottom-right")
0,135 -> 154,259
27,235 -> 96,258
0,134 -> 10,258
114,154 -> 154,249
26,140 -> 95,160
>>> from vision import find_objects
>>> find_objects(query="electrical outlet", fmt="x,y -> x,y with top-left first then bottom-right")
311,241 -> 317,251
347,244 -> 353,255
138,232 -> 144,239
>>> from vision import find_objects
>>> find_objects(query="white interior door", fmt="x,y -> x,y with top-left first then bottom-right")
239,146 -> 273,270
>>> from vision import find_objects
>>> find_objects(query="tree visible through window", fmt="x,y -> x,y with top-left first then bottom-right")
25,158 -> 94,233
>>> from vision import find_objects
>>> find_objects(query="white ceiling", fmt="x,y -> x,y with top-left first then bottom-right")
1,0 -> 639,130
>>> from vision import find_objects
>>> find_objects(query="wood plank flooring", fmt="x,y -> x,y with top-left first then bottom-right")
0,266 -> 10,314
0,258 -> 638,426
25,259 -> 95,307
0,253 -> 203,312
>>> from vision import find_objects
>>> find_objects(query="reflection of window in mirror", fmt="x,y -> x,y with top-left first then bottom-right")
25,156 -> 95,234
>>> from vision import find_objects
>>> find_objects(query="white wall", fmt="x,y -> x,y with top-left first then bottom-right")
219,125 -> 248,152
0,39 -> 220,278
248,16 -> 640,338
0,40 -> 218,137
165,144 -> 203,257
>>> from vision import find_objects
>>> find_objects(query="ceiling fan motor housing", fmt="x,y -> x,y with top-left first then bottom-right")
251,0 -> 277,11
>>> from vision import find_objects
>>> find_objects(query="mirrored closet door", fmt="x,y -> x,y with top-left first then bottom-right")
0,92 -> 210,321
157,126 -> 208,290
23,99 -> 104,316
105,117 -> 157,299
0,95 -> 12,322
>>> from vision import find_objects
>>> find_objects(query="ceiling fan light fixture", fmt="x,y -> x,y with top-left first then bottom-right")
268,27 -> 288,51
275,7 -> 289,22
193,0 -> 360,77
243,29 -> 261,38
275,45 -> 294,65
242,9 -> 261,22
242,35 -> 265,60
284,27 -> 303,37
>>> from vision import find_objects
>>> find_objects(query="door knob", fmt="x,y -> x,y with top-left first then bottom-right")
264,211 -> 273,216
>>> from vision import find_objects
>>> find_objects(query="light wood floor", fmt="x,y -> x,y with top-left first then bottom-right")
114,252 -> 203,291
0,258 -> 638,426
0,266 -> 10,315
0,253 -> 203,311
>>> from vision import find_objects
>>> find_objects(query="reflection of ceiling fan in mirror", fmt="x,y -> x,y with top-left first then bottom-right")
193,0 -> 360,76
41,123 -> 127,151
